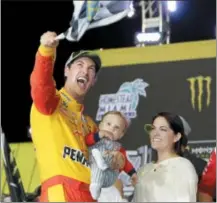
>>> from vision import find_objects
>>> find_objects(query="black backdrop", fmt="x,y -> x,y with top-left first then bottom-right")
84,58 -> 216,150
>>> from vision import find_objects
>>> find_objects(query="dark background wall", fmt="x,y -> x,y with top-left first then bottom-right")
84,58 -> 216,150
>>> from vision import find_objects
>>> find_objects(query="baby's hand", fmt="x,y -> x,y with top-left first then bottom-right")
110,151 -> 125,170
98,130 -> 114,140
131,173 -> 138,186
104,151 -> 125,170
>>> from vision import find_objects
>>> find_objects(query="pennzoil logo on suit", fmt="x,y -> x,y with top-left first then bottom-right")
187,75 -> 212,112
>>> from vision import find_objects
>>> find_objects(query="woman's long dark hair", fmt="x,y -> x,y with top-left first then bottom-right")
152,112 -> 187,157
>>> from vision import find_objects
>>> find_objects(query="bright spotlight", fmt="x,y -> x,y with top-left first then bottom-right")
136,32 -> 162,44
167,1 -> 177,12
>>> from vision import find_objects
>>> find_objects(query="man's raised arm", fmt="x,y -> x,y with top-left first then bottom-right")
30,31 -> 60,115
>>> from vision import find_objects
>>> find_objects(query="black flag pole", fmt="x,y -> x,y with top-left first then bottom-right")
1,132 -> 27,202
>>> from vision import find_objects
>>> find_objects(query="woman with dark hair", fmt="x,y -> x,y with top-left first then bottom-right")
133,112 -> 198,202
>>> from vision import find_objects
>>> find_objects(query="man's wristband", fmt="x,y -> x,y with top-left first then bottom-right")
38,45 -> 56,57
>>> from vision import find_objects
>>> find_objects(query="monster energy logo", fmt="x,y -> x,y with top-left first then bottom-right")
187,76 -> 212,112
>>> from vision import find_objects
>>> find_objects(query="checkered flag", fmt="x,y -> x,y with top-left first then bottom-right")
56,0 -> 133,41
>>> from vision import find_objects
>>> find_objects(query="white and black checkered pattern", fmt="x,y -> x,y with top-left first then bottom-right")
56,0 -> 133,41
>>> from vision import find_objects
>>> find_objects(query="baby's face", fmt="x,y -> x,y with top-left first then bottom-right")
99,114 -> 126,140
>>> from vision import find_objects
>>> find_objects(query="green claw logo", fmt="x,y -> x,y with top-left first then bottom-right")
187,76 -> 212,112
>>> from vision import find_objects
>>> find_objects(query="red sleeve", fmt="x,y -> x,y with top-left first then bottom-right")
85,133 -> 100,146
198,148 -> 216,197
30,45 -> 60,115
119,147 -> 136,176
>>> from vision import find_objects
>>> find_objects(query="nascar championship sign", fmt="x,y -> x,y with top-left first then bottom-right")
84,40 -> 216,150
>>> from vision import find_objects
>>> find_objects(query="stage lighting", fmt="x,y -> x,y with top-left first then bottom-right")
167,1 -> 177,12
135,32 -> 162,45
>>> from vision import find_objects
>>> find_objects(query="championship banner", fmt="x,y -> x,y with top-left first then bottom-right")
84,40 -> 216,199
84,40 -> 216,150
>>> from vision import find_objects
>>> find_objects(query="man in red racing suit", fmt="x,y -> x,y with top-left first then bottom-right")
198,148 -> 216,202
30,31 -> 124,202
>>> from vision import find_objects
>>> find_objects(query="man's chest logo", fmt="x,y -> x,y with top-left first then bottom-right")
60,100 -> 90,136
63,146 -> 89,167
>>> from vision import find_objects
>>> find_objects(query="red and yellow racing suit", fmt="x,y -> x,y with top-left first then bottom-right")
198,148 -> 216,199
30,45 -> 97,202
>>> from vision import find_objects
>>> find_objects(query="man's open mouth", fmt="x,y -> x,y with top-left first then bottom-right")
77,76 -> 88,89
